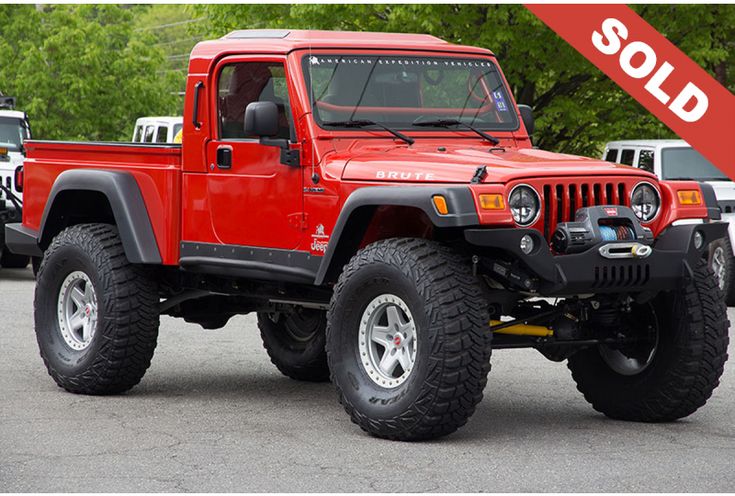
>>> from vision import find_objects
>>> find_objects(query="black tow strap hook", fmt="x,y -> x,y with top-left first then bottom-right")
471,165 -> 488,184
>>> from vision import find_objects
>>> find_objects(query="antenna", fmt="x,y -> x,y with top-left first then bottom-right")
308,30 -> 319,185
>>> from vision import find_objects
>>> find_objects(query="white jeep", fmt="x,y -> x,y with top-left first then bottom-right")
603,139 -> 735,304
0,108 -> 30,269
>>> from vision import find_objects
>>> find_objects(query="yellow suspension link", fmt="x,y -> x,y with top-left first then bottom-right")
490,320 -> 554,337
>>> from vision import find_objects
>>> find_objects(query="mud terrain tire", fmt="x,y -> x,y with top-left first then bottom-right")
35,223 -> 159,395
568,260 -> 729,421
258,309 -> 330,382
327,238 -> 492,441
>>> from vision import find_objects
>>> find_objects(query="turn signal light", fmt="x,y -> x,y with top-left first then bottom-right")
432,195 -> 449,215
677,190 -> 702,205
479,193 -> 505,210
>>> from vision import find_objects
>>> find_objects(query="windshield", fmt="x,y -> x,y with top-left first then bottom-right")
662,147 -> 730,181
303,54 -> 518,131
0,117 -> 28,150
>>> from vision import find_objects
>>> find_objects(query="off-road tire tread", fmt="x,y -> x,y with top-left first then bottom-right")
568,260 -> 729,421
257,313 -> 330,382
327,238 -> 491,440
36,223 -> 159,395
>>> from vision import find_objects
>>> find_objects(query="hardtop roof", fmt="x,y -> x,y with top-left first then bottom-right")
189,29 -> 494,72
605,139 -> 690,149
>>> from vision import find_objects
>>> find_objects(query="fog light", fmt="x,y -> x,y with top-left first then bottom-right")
694,230 -> 704,250
520,234 -> 534,255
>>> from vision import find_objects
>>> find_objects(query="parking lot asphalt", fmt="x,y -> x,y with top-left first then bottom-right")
1,266 -> 734,492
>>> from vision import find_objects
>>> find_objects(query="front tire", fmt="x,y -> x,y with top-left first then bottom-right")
327,238 -> 492,441
257,309 -> 330,382
34,224 -> 159,395
568,260 -> 729,421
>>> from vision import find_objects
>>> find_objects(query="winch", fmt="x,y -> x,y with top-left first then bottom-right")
551,205 -> 653,255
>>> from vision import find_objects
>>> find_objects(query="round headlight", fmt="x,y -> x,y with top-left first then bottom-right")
509,185 -> 541,226
630,182 -> 660,223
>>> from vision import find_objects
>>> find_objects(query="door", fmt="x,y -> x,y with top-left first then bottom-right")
204,58 -> 302,250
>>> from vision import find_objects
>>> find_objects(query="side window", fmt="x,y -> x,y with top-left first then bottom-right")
155,125 -> 169,143
218,61 -> 294,141
620,149 -> 635,166
638,149 -> 654,173
144,125 -> 155,143
133,125 -> 143,142
604,148 -> 618,162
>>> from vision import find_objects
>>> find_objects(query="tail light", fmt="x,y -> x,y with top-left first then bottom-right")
14,166 -> 23,193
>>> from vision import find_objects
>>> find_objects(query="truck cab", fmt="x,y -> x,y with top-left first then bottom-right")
603,139 -> 735,302
6,30 -> 730,441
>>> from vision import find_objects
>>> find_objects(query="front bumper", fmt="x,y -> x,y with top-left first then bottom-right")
465,222 -> 727,295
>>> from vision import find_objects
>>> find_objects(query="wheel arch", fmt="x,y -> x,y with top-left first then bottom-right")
39,169 -> 162,264
314,186 -> 478,285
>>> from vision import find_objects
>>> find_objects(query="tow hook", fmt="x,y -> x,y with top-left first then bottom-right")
599,242 -> 652,259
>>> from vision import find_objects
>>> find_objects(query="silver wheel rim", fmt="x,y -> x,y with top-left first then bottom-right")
358,294 -> 417,388
57,271 -> 98,351
712,246 -> 727,291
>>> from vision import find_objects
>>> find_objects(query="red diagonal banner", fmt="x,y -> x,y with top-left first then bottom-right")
526,4 -> 735,178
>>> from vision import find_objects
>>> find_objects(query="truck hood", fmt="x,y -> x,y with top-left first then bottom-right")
332,144 -> 654,184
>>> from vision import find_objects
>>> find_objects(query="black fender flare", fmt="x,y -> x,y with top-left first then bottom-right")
314,185 -> 479,285
39,169 -> 162,264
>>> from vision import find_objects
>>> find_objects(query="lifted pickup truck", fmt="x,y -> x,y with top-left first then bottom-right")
6,30 -> 730,440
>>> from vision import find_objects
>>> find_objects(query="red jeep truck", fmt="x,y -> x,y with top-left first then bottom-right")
6,30 -> 729,441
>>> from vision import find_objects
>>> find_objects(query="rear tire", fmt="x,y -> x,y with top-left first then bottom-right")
327,238 -> 492,441
257,309 -> 330,382
1,247 -> 29,268
568,260 -> 729,421
34,223 -> 159,395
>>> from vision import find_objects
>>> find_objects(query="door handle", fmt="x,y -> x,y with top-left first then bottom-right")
216,146 -> 232,169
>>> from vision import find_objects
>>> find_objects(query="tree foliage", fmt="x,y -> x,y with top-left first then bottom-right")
0,5 -> 179,141
1,4 -> 732,153
191,4 -> 734,156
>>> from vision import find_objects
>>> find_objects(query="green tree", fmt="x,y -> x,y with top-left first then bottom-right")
191,4 -> 734,156
0,5 -> 179,141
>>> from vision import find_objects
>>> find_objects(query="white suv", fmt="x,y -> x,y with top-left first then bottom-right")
603,139 -> 735,304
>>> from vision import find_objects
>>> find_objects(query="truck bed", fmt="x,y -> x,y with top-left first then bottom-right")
22,140 -> 183,264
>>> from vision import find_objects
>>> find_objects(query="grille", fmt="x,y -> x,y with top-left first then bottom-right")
593,264 -> 650,288
541,182 -> 629,239
718,200 -> 735,214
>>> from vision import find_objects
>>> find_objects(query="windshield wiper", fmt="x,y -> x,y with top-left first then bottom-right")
322,119 -> 414,145
412,118 -> 500,145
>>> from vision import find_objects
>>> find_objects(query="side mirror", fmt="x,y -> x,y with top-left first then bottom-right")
517,104 -> 535,135
244,101 -> 300,168
244,101 -> 279,138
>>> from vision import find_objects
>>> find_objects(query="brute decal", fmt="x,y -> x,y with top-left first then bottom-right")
376,170 -> 436,181
310,223 -> 330,254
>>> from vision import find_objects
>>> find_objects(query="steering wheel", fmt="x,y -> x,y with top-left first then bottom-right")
423,68 -> 445,86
